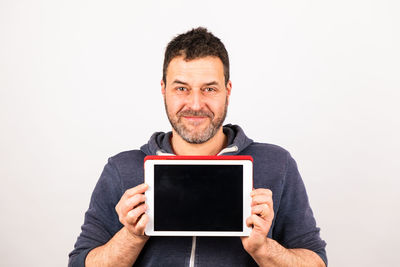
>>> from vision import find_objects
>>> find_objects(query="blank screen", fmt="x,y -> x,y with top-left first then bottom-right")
154,164 -> 243,231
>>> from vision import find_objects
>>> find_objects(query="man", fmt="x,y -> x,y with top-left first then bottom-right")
69,27 -> 327,267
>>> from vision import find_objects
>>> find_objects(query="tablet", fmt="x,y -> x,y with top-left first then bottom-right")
144,155 -> 253,236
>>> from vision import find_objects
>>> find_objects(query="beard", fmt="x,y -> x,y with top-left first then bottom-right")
164,98 -> 228,144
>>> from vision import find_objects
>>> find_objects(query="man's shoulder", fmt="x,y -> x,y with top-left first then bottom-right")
108,149 -> 146,168
242,142 -> 293,172
244,142 -> 290,159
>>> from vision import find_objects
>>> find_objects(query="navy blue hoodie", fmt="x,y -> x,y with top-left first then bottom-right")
69,124 -> 327,266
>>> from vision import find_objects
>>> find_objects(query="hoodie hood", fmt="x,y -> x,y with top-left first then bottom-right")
140,124 -> 253,156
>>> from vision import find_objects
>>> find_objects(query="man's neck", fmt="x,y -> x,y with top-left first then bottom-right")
170,128 -> 227,156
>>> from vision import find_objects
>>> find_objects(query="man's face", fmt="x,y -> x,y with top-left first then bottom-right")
162,56 -> 232,144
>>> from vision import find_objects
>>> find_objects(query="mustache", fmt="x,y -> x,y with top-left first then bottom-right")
177,109 -> 213,118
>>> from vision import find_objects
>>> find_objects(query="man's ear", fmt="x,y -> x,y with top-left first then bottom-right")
161,79 -> 166,96
226,80 -> 232,104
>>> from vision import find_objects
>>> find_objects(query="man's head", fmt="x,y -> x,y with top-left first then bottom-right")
162,27 -> 230,86
161,28 -> 232,144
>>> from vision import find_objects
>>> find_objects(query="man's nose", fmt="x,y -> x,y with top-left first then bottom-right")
187,90 -> 204,110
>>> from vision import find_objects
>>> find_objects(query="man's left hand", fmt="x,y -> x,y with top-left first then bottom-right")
241,188 -> 274,255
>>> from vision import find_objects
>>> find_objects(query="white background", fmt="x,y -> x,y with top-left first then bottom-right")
1,1 -> 399,266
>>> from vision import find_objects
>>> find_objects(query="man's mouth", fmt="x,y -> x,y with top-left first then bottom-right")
178,110 -> 213,124
183,116 -> 207,119
182,116 -> 208,124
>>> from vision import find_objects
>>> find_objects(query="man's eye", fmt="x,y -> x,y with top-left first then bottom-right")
204,87 -> 216,92
177,87 -> 187,91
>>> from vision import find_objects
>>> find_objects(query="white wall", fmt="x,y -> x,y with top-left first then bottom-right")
1,1 -> 399,266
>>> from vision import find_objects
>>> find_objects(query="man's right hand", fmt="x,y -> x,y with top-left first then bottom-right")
86,183 -> 150,266
115,183 -> 150,240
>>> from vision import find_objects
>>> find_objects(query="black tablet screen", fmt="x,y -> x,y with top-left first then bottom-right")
154,164 -> 243,231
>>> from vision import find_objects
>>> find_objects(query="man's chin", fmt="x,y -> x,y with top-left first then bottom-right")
178,126 -> 218,144
182,134 -> 212,144
179,120 -> 209,131
182,130 -> 207,141
171,118 -> 222,144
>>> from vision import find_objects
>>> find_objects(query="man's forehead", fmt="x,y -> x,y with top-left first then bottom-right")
166,56 -> 224,85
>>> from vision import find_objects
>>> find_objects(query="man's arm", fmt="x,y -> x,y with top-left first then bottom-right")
250,238 -> 325,267
241,189 -> 326,267
85,184 -> 150,267
85,227 -> 147,267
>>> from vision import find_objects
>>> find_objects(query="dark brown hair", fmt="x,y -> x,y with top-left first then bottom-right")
162,27 -> 230,85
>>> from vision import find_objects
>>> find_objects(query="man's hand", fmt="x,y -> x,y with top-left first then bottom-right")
115,183 -> 150,240
241,188 -> 274,255
86,184 -> 150,267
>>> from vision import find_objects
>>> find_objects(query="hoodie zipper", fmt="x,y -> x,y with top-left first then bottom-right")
156,146 -> 239,267
189,236 -> 196,267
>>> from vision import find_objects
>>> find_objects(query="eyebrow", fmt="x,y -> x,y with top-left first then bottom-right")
172,80 -> 219,86
172,79 -> 189,85
204,81 -> 219,86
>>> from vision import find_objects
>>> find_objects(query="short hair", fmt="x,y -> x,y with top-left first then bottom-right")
162,27 -> 230,85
